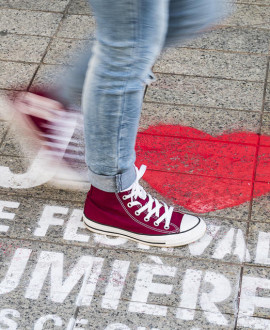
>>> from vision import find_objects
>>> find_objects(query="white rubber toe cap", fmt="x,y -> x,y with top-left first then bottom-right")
180,214 -> 201,232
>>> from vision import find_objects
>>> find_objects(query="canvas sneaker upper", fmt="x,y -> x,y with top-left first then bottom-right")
83,165 -> 206,247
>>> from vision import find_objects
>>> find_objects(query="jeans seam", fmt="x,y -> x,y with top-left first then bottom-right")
116,0 -> 138,179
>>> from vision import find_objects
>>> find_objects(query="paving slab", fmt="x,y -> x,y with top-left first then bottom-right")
0,61 -> 37,90
30,64 -> 69,89
68,0 -> 92,15
265,83 -> 270,111
0,9 -> 62,37
256,146 -> 270,182
0,237 -> 241,329
238,266 -> 270,320
251,182 -> 270,222
154,48 -> 267,81
261,113 -> 270,146
43,38 -> 92,65
77,298 -> 236,329
181,27 -> 270,54
246,221 -> 270,267
0,239 -> 83,329
0,34 -> 50,62
0,194 -> 249,264
56,14 -> 96,39
0,0 -> 69,12
136,134 -> 256,180
145,74 -> 264,111
139,103 -> 261,140
225,3 -> 270,29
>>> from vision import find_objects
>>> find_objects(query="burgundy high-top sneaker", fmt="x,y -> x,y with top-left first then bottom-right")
8,89 -> 83,185
83,165 -> 206,247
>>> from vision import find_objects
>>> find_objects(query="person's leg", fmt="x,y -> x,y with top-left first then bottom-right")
82,0 -> 169,193
165,0 -> 233,47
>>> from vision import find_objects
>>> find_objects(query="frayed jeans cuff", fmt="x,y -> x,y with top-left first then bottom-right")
88,164 -> 137,192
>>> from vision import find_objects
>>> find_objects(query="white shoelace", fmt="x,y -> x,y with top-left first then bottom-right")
122,165 -> 174,230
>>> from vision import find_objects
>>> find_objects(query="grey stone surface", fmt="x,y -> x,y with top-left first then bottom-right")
246,221 -> 270,267
239,266 -> 270,319
265,83 -> 270,111
0,90 -> 13,121
0,34 -> 50,62
0,9 -> 62,36
236,0 -> 270,4
225,3 -> 270,29
145,74 -> 264,111
0,124 -> 40,158
181,27 -> 270,54
44,38 -> 92,65
68,0 -> 92,15
0,120 -> 9,145
57,14 -> 96,39
0,0 -> 69,12
30,64 -> 69,89
77,298 -> 236,329
155,48 -> 267,81
0,239 -> 84,328
95,252 -> 241,316
0,61 -> 37,89
251,183 -> 270,222
261,113 -> 270,146
139,102 -> 261,141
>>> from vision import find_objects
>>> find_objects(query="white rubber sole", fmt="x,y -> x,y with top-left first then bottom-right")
83,214 -> 206,247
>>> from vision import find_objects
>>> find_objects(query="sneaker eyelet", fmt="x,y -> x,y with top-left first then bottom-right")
135,210 -> 140,216
144,216 -> 150,222
153,221 -> 159,227
164,225 -> 170,230
127,202 -> 132,208
122,195 -> 128,200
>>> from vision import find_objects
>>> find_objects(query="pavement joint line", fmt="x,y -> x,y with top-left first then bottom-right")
0,191 -> 253,222
138,131 -> 261,147
26,0 -> 74,91
1,56 -> 267,83
143,100 -> 265,113
235,1 -> 270,6
176,46 -> 270,57
137,168 -> 261,185
1,91 -> 266,114
0,59 -> 42,65
0,162 -> 263,185
209,23 -> 270,32
247,55 -> 270,224
152,71 -> 266,83
0,6 -> 94,16
1,31 -> 269,55
0,234 -> 269,270
234,266 -> 245,329
143,100 -> 264,113
0,7 -> 68,14
0,124 -> 11,150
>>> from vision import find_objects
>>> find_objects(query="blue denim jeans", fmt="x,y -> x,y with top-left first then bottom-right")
64,0 -> 232,192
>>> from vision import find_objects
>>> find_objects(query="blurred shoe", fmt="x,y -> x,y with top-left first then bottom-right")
83,164 -> 206,247
8,89 -> 84,186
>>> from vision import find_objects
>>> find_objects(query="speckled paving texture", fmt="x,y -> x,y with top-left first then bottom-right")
0,0 -> 270,329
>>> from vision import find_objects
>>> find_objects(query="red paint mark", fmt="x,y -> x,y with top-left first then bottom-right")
135,125 -> 270,213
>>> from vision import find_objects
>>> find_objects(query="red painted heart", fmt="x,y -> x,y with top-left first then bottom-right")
135,125 -> 270,213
